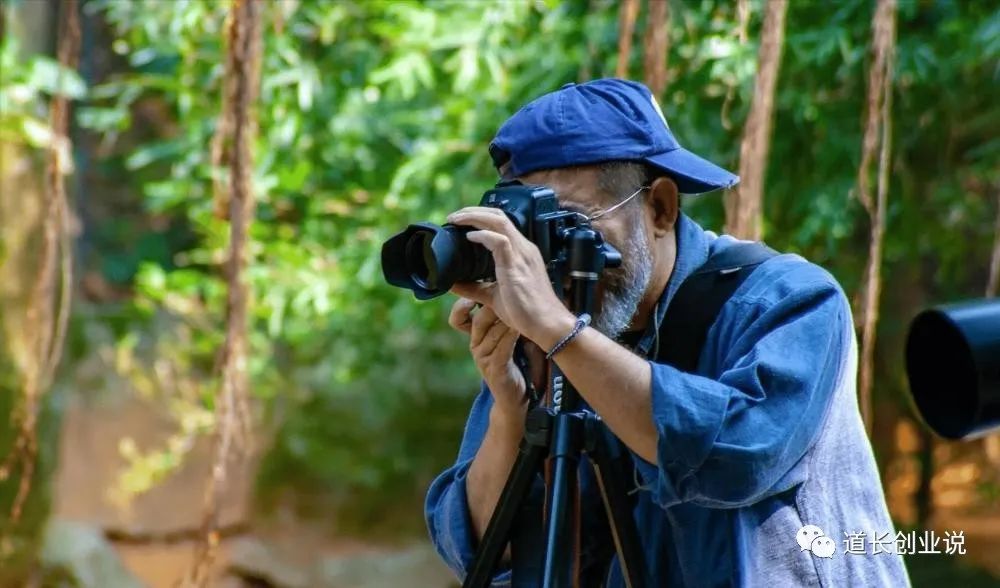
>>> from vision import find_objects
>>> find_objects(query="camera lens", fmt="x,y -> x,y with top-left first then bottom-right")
405,231 -> 437,290
381,222 -> 494,299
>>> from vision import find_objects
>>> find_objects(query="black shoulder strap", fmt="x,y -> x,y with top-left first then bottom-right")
656,241 -> 778,372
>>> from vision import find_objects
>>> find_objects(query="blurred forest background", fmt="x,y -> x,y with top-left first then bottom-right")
1,0 -> 999,586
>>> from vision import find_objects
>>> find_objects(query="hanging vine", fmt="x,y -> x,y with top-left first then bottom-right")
854,0 -> 897,435
0,0 -> 78,533
183,0 -> 261,584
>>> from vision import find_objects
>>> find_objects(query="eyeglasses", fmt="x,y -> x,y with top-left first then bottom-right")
574,185 -> 650,224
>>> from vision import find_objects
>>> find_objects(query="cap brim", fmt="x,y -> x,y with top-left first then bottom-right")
644,148 -> 739,195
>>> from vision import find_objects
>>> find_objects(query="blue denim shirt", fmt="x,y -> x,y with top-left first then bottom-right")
426,213 -> 910,587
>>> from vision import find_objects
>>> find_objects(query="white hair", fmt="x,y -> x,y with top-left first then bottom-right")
591,207 -> 654,339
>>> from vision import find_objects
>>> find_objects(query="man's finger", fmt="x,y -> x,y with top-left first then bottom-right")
494,328 -> 521,364
448,297 -> 477,334
470,304 -> 498,347
465,230 -> 512,266
450,281 -> 495,306
448,206 -> 508,222
448,207 -> 519,241
475,319 -> 510,358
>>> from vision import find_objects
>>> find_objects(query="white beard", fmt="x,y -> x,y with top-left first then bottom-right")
591,218 -> 653,339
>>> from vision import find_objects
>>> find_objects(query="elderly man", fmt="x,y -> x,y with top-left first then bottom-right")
425,79 -> 909,587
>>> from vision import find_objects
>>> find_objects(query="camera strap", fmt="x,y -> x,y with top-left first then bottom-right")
655,240 -> 779,372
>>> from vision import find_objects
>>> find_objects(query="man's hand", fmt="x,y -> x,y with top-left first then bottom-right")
449,209 -> 658,464
447,207 -> 575,350
448,297 -> 527,421
449,296 -> 537,544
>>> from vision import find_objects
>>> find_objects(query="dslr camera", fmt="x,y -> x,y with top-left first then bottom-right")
381,180 -> 621,299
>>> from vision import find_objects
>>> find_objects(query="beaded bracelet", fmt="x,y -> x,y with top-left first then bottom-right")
545,313 -> 591,360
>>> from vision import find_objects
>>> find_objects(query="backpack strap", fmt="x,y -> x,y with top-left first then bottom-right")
656,241 -> 779,372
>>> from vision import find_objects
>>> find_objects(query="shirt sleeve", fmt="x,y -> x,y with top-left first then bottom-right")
637,261 -> 851,509
425,383 -> 513,586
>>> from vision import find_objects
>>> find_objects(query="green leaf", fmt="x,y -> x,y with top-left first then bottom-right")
20,117 -> 51,147
125,142 -> 182,170
453,46 -> 478,92
27,58 -> 87,99
77,107 -> 130,131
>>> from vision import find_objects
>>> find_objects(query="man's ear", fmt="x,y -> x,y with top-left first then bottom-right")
647,176 -> 679,237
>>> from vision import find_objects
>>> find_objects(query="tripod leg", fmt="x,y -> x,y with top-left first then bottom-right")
541,412 -> 582,588
588,421 -> 649,588
464,436 -> 548,588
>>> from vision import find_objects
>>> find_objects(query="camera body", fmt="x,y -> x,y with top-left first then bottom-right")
381,180 -> 620,299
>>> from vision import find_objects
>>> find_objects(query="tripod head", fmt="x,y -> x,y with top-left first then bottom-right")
544,215 -> 621,307
567,223 -> 621,316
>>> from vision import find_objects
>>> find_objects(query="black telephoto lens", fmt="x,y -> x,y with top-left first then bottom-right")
381,222 -> 495,299
906,298 -> 1000,440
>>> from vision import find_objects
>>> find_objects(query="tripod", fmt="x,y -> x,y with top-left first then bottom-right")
464,225 -> 649,588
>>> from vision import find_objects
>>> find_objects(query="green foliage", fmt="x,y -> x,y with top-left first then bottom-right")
0,350 -> 63,586
25,0 -> 998,533
0,17 -> 86,161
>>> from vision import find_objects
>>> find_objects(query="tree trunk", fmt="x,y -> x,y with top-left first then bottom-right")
984,188 -> 1000,465
0,0 -> 77,582
855,0 -> 897,435
987,188 -> 1000,299
642,0 -> 670,97
2,0 -> 77,526
184,0 -> 261,585
724,0 -> 788,241
616,0 -> 640,79
915,428 -> 934,527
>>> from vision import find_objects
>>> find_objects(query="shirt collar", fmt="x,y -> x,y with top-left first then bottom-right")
633,212 -> 713,356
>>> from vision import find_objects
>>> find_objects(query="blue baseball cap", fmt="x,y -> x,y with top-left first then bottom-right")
489,78 -> 738,195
